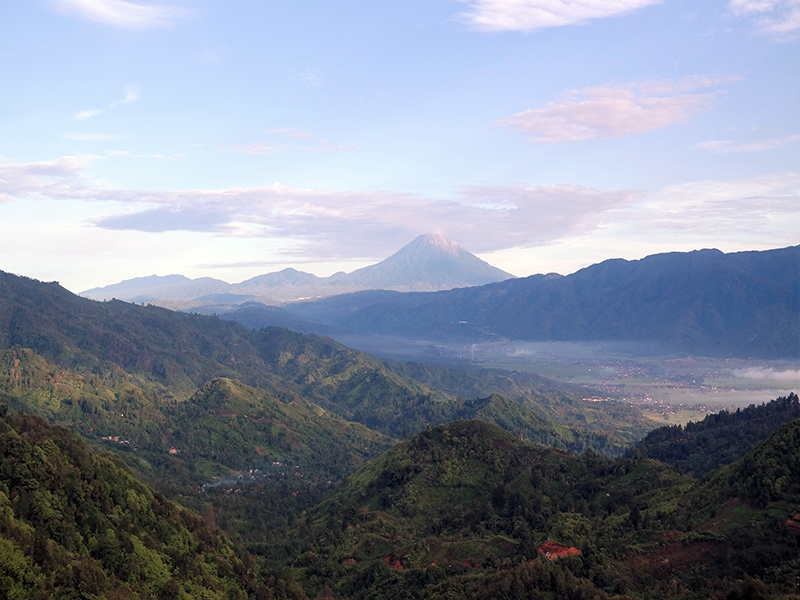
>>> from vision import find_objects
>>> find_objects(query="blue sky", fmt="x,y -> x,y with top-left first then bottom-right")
1,0 -> 798,292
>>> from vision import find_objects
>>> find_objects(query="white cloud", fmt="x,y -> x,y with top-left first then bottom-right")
75,85 -> 140,121
91,183 -> 636,259
695,134 -> 800,153
52,0 -> 187,29
494,172 -> 800,276
0,155 -> 103,203
499,76 -> 738,142
229,143 -> 287,155
3,157 -> 795,271
729,0 -> 800,39
457,0 -> 661,32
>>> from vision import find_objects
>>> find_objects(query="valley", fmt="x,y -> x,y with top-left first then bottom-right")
331,334 -> 800,426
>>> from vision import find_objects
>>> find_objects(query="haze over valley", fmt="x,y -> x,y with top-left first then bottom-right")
81,235 -> 800,423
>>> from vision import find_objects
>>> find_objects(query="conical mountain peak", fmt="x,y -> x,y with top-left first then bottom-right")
411,232 -> 463,255
349,233 -> 513,291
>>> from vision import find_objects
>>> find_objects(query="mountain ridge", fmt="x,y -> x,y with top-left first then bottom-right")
80,233 -> 514,307
277,244 -> 800,358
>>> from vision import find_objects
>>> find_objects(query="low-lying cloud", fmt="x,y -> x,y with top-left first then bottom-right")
0,156 -> 636,260
731,367 -> 800,381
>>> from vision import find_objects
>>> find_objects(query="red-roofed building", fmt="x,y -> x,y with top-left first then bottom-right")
538,540 -> 582,559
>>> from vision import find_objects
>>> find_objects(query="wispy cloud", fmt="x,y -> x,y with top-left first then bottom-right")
695,134 -> 800,153
75,86 -> 140,121
633,173 -> 800,237
457,0 -> 661,32
269,128 -> 313,139
89,183 -> 636,258
499,76 -> 739,142
2,157 -> 796,268
227,130 -> 353,156
52,0 -> 187,29
0,155 -> 103,203
729,0 -> 800,39
107,150 -> 185,160
61,132 -> 128,141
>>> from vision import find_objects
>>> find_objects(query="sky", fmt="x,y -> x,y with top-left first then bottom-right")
1,0 -> 798,293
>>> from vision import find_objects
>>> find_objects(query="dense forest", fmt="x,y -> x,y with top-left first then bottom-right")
0,270 -> 650,457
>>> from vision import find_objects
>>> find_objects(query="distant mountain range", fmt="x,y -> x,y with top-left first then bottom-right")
231,245 -> 800,359
80,233 -> 514,308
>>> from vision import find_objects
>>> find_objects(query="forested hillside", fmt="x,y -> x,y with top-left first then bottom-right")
282,419 -> 800,599
0,270 -> 651,461
636,393 -> 800,476
0,409 -> 293,600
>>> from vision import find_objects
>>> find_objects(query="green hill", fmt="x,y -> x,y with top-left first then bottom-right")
385,360 -> 652,451
0,347 -> 392,487
157,377 -> 393,485
282,419 -> 800,599
0,408 -> 293,600
292,420 -> 693,598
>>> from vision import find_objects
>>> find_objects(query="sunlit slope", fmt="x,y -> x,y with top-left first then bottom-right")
0,348 -> 392,485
